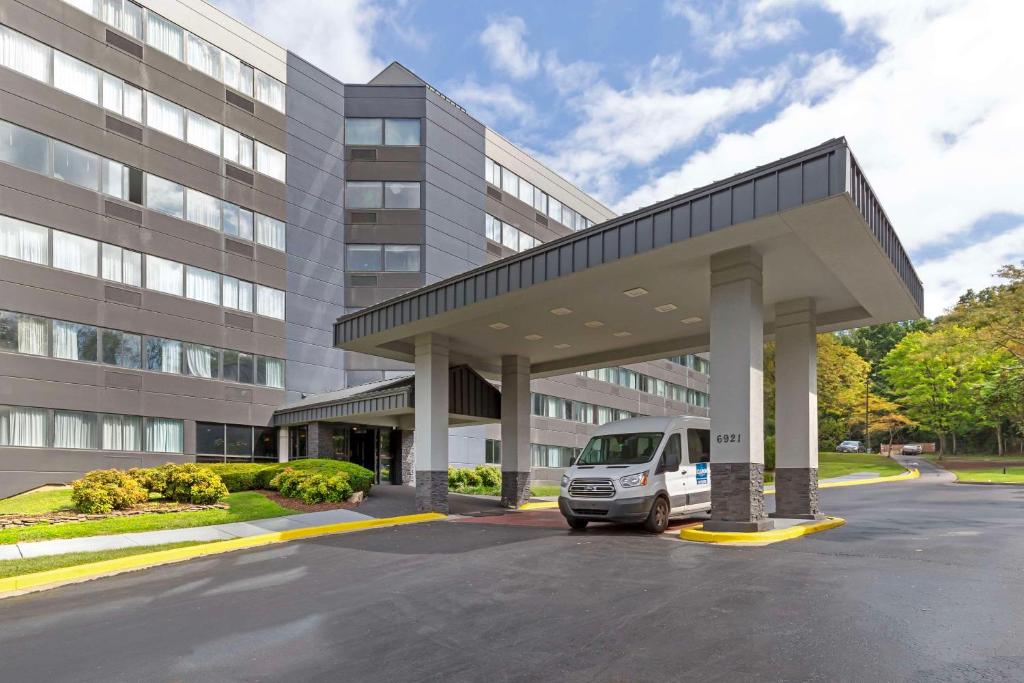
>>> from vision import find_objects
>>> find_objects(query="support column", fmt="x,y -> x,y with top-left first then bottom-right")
277,427 -> 289,463
414,334 -> 450,513
771,299 -> 823,520
500,355 -> 531,508
705,247 -> 772,532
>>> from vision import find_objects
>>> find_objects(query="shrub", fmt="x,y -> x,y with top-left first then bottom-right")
200,459 -> 375,494
475,465 -> 501,488
199,463 -> 271,492
127,464 -> 174,495
270,468 -> 352,504
162,464 -> 229,504
447,466 -> 484,491
764,435 -> 776,472
71,469 -> 148,514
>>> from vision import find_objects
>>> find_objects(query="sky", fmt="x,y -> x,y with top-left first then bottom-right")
213,0 -> 1022,318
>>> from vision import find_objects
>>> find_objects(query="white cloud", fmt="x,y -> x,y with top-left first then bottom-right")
666,0 -> 804,59
787,51 -> 857,102
479,16 -> 540,79
447,80 -> 535,127
543,52 -> 601,95
212,0 -> 386,83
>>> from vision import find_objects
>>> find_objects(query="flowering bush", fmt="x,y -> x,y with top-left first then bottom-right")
72,469 -> 148,513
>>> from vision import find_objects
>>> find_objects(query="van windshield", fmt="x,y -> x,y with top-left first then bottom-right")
574,432 -> 664,466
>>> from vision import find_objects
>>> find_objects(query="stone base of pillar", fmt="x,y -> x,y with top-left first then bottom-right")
770,467 -> 824,520
705,462 -> 774,532
415,470 -> 449,514
500,471 -> 531,508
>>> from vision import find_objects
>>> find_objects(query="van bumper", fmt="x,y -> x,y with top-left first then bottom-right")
558,495 -> 655,523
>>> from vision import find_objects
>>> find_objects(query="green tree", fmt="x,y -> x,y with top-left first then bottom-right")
838,320 -> 931,394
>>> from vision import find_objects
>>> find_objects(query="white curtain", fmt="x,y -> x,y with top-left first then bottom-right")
101,243 -> 123,283
17,316 -> 47,356
52,320 -> 79,360
186,34 -> 221,80
159,339 -> 182,373
223,277 -> 253,312
186,112 -> 222,157
146,418 -> 183,453
122,250 -> 141,287
145,92 -> 184,139
101,414 -> 141,451
263,358 -> 284,388
255,71 -> 285,112
237,135 -> 254,169
145,12 -> 183,60
145,255 -> 183,296
53,411 -> 96,449
222,276 -> 239,309
223,53 -> 253,96
122,83 -> 143,122
101,74 -> 122,114
52,230 -> 98,276
256,215 -> 285,250
6,407 -> 48,447
53,52 -> 100,105
0,25 -> 51,84
186,266 -> 220,305
186,188 -> 221,230
222,128 -> 239,164
256,286 -> 285,320
102,159 -> 126,200
185,343 -> 214,378
104,0 -> 143,40
0,216 -> 48,264
255,142 -> 285,181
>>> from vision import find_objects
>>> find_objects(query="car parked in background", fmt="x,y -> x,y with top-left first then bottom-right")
836,440 -> 864,453
901,443 -> 923,455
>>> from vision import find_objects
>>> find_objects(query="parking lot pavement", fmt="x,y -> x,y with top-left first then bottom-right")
1,475 -> 1023,682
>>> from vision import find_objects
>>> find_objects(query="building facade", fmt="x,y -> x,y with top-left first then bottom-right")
0,0 -> 708,497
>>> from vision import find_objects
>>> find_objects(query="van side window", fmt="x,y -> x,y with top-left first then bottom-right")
662,433 -> 682,470
687,429 -> 711,464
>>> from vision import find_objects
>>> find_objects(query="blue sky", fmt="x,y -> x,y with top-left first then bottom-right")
214,0 -> 1022,318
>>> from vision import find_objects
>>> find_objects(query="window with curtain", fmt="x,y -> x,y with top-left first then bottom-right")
145,12 -> 183,60
0,406 -> 49,447
146,175 -> 184,218
102,74 -> 122,115
222,276 -> 253,313
518,178 -> 534,206
502,223 -> 520,251
184,343 -> 218,379
384,245 -> 420,272
101,413 -> 142,451
185,266 -> 220,305
52,141 -> 100,191
145,92 -> 184,139
52,320 -> 97,361
53,410 -> 98,449
0,311 -> 16,353
346,244 -> 382,272
255,142 -> 285,181
255,215 -> 285,250
103,0 -> 144,40
345,118 -> 382,145
102,158 -> 127,200
222,202 -> 254,240
223,53 -> 253,96
548,197 -> 562,224
122,82 -> 142,122
485,214 -> 501,242
145,417 -> 183,453
257,356 -> 284,388
501,168 -> 519,196
101,329 -> 141,368
0,120 -> 51,176
145,337 -> 182,374
384,119 -> 421,145
254,71 -> 285,112
533,189 -> 547,213
384,182 -> 420,209
0,215 -> 48,265
0,25 -> 51,83
222,128 -> 254,169
101,244 -> 141,286
345,182 -> 383,209
52,230 -> 98,276
185,188 -> 221,230
53,52 -> 100,105
185,111 -> 221,156
484,157 -> 496,185
185,33 -> 221,81
256,286 -> 285,320
145,255 -> 183,296
7,314 -> 48,356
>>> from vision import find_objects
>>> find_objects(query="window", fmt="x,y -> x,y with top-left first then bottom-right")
0,25 -> 51,83
255,142 -> 285,181
254,427 -> 277,461
52,320 -> 97,362
223,53 -> 253,96
103,0 -> 144,39
185,188 -> 221,230
533,190 -> 547,213
548,196 -> 562,224
186,111 -> 221,156
222,128 -> 253,168
53,410 -> 98,449
145,337 -> 182,374
255,214 -> 285,250
687,429 -> 711,463
0,120 -> 51,176
145,92 -> 184,139
0,215 -> 48,265
52,230 -> 98,276
517,178 -> 534,205
384,119 -> 420,145
197,422 -> 225,455
222,276 -> 253,312
198,423 -> 277,462
485,439 -> 501,464
501,167 -> 518,196
257,356 -> 284,388
484,157 -> 496,185
102,158 -> 127,199
52,141 -> 100,191
186,33 -> 221,81
145,11 -> 183,60
0,312 -> 47,356
502,223 -> 520,251
485,214 -> 501,242
101,329 -> 141,368
254,71 -> 285,112
345,118 -> 382,145
0,406 -> 48,447
121,82 -> 143,122
184,342 -> 218,379
100,413 -> 142,451
53,52 -> 99,105
256,285 -> 285,319
223,350 -> 255,384
346,244 -> 382,272
146,175 -> 184,218
223,202 -> 254,241
145,417 -> 183,453
384,182 -> 420,209
185,266 -> 220,305
226,424 -> 253,457
101,244 -> 141,286
662,433 -> 681,470
384,245 -> 420,272
345,181 -> 382,209
145,254 -> 183,296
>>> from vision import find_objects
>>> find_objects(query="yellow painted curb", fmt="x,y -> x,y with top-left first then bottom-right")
519,501 -> 559,510
680,516 -> 846,545
764,467 -> 919,494
1,512 -> 445,598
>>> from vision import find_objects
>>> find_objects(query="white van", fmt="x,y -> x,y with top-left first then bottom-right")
557,416 -> 712,533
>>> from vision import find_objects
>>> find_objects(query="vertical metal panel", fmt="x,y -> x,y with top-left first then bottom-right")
671,204 -> 690,241
485,270 -> 498,298
545,250 -> 559,281
496,266 -> 508,295
603,228 -> 620,261
521,258 -> 534,287
559,244 -> 574,275
778,165 -> 802,210
732,181 -> 754,224
711,189 -> 732,230
620,221 -> 636,257
754,175 -> 778,217
588,233 -> 604,264
803,156 -> 829,202
691,196 -> 710,236
508,260 -> 521,291
636,216 -> 654,253
653,210 -> 671,247
573,239 -> 588,271
533,253 -> 546,283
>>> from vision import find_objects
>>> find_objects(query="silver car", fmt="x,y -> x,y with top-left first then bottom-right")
901,443 -> 923,455
836,440 -> 863,453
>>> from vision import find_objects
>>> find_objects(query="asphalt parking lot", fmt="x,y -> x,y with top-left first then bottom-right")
1,462 -> 1022,682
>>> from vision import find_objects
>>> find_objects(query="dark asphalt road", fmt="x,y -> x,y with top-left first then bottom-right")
2,460 -> 1023,682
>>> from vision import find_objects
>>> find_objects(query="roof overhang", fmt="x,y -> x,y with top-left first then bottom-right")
334,139 -> 923,378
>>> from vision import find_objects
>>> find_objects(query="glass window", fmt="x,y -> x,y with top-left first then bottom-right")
102,158 -> 127,199
533,190 -> 547,213
257,356 -> 284,388
145,12 -> 183,60
122,82 -> 143,122
519,232 -> 536,251
687,429 -> 711,463
0,406 -> 49,447
384,119 -> 420,145
52,141 -> 100,191
0,215 -> 49,265
485,158 -> 497,185
52,230 -> 98,276
184,342 -> 218,379
255,285 -> 285,319
517,178 -> 534,205
345,181 -> 383,209
196,422 -> 225,455
221,349 -> 239,382
0,120 -> 51,176
222,276 -> 253,312
145,92 -> 184,139
345,118 -> 382,145
223,203 -> 254,240
226,425 -> 253,457
0,313 -> 47,355
577,432 -> 664,466
255,214 -> 285,250
52,319 -> 97,361
146,175 -> 184,218
384,182 -> 420,209
346,244 -> 382,271
223,129 -> 254,169
502,223 -> 520,251
255,142 -> 285,181
223,53 -> 253,96
501,168 -> 519,196
145,417 -> 183,453
485,214 -> 501,242
110,0 -> 144,40
145,337 -> 182,373
254,71 -> 285,112
225,351 -> 254,384
101,329 -> 141,368
102,243 -> 124,283
548,196 -> 562,224
384,245 -> 420,272
254,426 -> 277,461
0,25 -> 51,83
52,410 -> 98,449
100,413 -> 142,451
186,111 -> 221,156
186,33 -> 221,81
145,254 -> 183,296
53,52 -> 100,105
185,265 -> 220,305
185,188 -> 221,230
485,439 -> 501,464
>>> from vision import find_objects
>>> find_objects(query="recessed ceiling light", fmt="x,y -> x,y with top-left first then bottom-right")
623,287 -> 649,298
489,322 -> 510,330
612,331 -> 632,337
584,320 -> 605,328
654,304 -> 678,313
549,307 -> 573,316
524,334 -> 543,341
553,343 -> 572,349
680,316 -> 702,325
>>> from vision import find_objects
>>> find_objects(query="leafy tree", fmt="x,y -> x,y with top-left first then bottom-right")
838,320 -> 931,394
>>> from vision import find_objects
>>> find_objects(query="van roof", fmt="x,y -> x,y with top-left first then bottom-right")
591,415 -> 709,436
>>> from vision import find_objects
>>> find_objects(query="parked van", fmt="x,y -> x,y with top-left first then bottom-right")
558,416 -> 712,533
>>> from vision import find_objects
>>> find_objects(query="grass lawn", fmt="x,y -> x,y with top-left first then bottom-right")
765,452 -> 907,484
0,541 -> 212,579
0,490 -> 292,545
952,467 -> 1024,484
530,485 -> 561,497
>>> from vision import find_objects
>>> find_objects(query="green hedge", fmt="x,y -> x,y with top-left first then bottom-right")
448,465 -> 502,493
200,459 -> 374,495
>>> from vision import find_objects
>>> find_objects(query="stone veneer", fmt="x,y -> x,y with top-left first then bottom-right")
771,467 -> 823,520
415,470 -> 449,513
704,462 -> 774,532
399,430 -> 415,486
500,471 -> 531,508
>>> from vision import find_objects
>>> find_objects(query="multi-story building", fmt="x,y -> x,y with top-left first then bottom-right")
0,0 -> 709,497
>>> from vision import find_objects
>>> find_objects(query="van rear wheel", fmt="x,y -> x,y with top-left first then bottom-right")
566,516 -> 589,530
643,496 -> 670,534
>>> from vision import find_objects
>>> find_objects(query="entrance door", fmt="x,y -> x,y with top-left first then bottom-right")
350,428 -> 377,479
289,426 -> 308,460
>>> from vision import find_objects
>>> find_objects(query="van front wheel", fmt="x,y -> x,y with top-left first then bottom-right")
643,496 -> 670,534
566,516 -> 589,530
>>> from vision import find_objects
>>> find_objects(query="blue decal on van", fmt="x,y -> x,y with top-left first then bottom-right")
696,462 -> 708,485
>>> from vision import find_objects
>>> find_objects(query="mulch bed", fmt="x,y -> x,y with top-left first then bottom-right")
939,459 -> 1024,470
0,501 -> 229,529
258,489 -> 364,513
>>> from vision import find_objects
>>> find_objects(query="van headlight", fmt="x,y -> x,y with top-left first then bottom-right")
560,473 -> 570,488
619,472 -> 649,488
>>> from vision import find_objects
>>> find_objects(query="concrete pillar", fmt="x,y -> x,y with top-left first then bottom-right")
772,299 -> 823,520
277,427 -> 289,463
414,334 -> 450,513
705,247 -> 772,532
500,355 -> 531,508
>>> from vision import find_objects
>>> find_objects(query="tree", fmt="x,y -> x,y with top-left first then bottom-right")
838,320 -> 931,394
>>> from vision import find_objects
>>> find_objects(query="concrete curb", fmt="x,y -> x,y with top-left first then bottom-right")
680,516 -> 846,545
0,512 -> 445,599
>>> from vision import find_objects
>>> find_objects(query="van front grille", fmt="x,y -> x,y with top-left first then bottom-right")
568,478 -> 615,498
